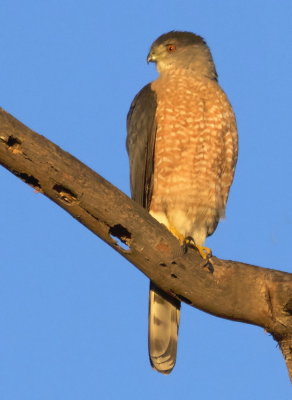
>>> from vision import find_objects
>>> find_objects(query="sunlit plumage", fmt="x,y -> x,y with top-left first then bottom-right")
127,31 -> 238,374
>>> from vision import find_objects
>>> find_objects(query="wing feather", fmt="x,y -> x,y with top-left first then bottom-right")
126,83 -> 157,209
127,83 -> 180,374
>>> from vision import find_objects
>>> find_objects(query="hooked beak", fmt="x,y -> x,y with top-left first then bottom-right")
147,51 -> 156,63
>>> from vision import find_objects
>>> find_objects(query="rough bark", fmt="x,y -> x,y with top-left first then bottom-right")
0,108 -> 292,380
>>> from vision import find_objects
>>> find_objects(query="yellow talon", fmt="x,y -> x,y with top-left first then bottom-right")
183,237 -> 212,259
195,245 -> 212,260
167,226 -> 212,259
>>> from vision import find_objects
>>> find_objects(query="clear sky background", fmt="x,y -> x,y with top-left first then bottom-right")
0,1 -> 291,399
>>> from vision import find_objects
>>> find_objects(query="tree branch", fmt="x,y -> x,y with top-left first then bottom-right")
0,108 -> 292,380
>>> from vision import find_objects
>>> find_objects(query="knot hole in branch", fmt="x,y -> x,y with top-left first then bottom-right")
53,184 -> 78,204
109,224 -> 131,252
15,172 -> 41,190
7,136 -> 22,154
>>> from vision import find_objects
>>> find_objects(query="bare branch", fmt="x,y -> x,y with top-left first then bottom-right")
0,108 -> 292,380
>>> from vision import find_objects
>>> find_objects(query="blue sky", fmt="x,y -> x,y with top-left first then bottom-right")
0,1 -> 291,398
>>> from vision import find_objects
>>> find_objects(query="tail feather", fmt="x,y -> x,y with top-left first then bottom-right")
148,282 -> 181,374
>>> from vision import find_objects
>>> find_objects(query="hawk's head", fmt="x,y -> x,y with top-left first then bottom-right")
147,31 -> 217,80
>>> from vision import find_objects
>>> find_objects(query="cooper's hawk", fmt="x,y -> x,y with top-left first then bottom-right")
126,31 -> 238,374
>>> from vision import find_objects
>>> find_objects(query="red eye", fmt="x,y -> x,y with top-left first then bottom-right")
166,44 -> 176,53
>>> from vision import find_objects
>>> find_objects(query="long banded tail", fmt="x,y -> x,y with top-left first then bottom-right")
148,282 -> 181,374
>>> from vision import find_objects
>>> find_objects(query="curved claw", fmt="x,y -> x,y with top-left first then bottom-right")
183,236 -> 212,259
195,245 -> 212,259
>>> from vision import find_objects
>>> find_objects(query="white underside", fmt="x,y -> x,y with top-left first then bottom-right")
150,209 -> 207,246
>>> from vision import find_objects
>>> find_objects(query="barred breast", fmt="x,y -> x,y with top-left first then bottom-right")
150,69 -> 237,245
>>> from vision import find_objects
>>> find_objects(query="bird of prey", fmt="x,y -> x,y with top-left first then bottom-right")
126,31 -> 238,374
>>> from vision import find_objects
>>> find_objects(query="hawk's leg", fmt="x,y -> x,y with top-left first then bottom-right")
167,224 -> 185,243
183,236 -> 212,260
166,222 -> 212,259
